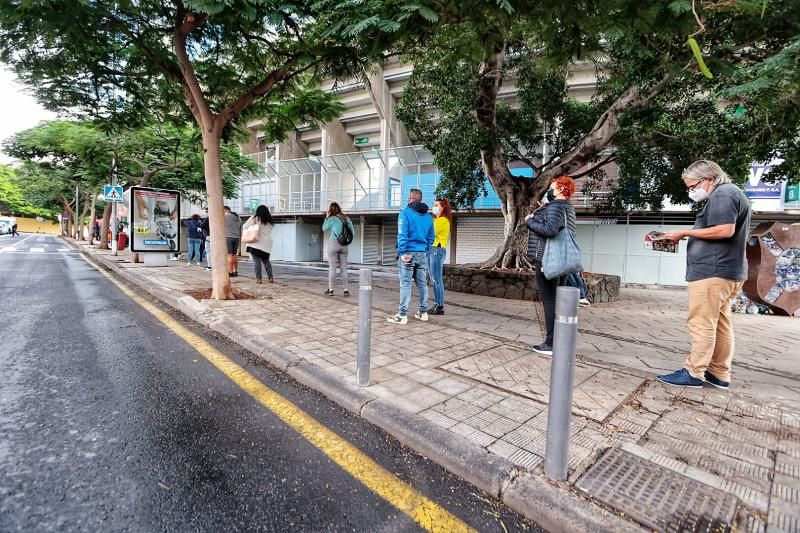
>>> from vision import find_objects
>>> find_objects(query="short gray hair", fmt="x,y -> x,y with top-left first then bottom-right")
682,160 -> 731,186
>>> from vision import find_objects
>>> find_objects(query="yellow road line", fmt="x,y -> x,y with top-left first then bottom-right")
85,256 -> 474,533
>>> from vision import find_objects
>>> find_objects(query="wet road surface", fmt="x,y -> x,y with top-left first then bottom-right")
0,234 -> 540,532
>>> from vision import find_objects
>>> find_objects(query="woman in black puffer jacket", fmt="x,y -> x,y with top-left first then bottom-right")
525,176 -> 577,355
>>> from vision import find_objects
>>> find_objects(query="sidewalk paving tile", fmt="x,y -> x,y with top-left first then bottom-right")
79,246 -> 800,531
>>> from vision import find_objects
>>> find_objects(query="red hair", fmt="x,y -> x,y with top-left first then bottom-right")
435,197 -> 453,222
551,176 -> 576,200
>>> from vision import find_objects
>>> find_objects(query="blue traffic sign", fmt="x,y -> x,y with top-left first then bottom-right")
104,184 -> 123,202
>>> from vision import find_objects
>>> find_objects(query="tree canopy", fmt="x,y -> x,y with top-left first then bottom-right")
3,120 -> 251,199
0,164 -> 53,218
0,0 -> 434,296
394,0 -> 799,268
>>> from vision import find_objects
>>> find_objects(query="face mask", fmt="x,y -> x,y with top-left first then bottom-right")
432,206 -> 441,216
542,189 -> 555,204
688,187 -> 709,203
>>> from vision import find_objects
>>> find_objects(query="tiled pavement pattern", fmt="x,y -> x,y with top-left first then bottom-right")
85,249 -> 800,531
277,266 -> 800,404
438,344 -> 645,422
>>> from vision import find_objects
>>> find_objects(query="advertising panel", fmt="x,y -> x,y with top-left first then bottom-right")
744,164 -> 783,199
129,186 -> 181,253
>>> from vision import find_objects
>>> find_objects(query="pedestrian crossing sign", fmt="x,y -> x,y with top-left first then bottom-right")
104,184 -> 123,202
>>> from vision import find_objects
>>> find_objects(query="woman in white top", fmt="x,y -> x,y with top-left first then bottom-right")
242,205 -> 275,284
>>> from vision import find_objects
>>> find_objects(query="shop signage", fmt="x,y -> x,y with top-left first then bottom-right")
744,165 -> 782,199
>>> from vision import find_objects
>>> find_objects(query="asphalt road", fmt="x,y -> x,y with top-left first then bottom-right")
0,234 -> 540,532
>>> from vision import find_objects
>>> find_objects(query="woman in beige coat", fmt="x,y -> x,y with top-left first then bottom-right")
242,205 -> 275,284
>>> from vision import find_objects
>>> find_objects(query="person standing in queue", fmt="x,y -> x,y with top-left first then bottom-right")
322,202 -> 355,296
242,205 -> 275,284
387,188 -> 435,324
224,206 -> 242,277
183,213 -> 204,266
428,197 -> 452,315
525,176 -> 578,355
657,160 -> 752,390
198,207 -> 208,268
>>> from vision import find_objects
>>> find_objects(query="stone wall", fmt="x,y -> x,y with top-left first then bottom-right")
443,266 -> 620,303
581,272 -> 621,303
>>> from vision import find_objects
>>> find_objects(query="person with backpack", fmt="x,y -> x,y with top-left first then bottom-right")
322,202 -> 355,296
242,205 -> 275,284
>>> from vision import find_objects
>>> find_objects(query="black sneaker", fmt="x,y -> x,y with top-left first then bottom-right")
704,370 -> 730,389
343,290 -> 350,297
531,342 -> 553,355
229,272 -> 238,277
429,305 -> 444,315
324,289 -> 334,296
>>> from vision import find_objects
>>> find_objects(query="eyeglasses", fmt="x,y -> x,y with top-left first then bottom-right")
685,180 -> 705,192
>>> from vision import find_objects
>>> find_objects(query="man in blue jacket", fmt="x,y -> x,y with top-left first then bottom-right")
388,188 -> 435,324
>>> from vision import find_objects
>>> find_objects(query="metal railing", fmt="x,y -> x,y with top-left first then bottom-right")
230,146 -> 618,216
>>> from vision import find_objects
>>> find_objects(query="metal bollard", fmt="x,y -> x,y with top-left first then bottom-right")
544,285 -> 580,480
356,268 -> 373,386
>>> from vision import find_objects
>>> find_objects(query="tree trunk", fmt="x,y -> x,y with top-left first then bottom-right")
61,195 -> 75,240
88,197 -> 96,245
471,48 -> 674,270
99,204 -> 112,249
203,128 -> 234,300
474,43 -> 539,270
78,191 -> 91,240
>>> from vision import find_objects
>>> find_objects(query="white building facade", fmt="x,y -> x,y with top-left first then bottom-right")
230,59 -> 800,287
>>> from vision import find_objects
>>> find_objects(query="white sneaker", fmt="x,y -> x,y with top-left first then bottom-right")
169,256 -> 179,261
414,311 -> 429,322
187,261 -> 192,265
387,314 -> 408,325
579,298 -> 590,307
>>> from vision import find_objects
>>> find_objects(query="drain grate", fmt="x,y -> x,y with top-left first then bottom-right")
576,447 -> 739,532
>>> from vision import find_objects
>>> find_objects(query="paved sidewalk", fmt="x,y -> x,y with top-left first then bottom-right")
76,243 -> 800,532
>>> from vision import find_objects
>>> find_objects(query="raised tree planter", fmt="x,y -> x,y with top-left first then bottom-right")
443,265 -> 621,303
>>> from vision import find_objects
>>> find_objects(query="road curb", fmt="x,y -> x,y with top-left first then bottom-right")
70,239 -> 643,532
286,360 -> 376,416
361,399 -> 514,499
502,472 -> 640,533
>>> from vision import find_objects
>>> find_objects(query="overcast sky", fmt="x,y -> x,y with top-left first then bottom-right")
0,65 -> 57,164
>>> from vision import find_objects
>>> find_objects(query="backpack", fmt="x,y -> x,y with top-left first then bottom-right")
336,215 -> 354,246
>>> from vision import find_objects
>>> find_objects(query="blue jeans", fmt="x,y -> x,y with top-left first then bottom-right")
187,238 -> 201,263
398,251 -> 429,316
567,272 -> 586,299
428,246 -> 446,307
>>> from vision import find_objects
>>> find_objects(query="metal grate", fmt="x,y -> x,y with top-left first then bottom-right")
382,219 -> 398,265
576,447 -> 740,533
361,225 -> 380,264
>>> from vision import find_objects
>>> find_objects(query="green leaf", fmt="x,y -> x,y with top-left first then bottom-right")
667,0 -> 692,14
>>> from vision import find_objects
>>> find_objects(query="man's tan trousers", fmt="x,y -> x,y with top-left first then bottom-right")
683,277 -> 744,382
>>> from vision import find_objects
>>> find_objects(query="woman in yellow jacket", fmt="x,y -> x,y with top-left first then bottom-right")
428,198 -> 451,315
